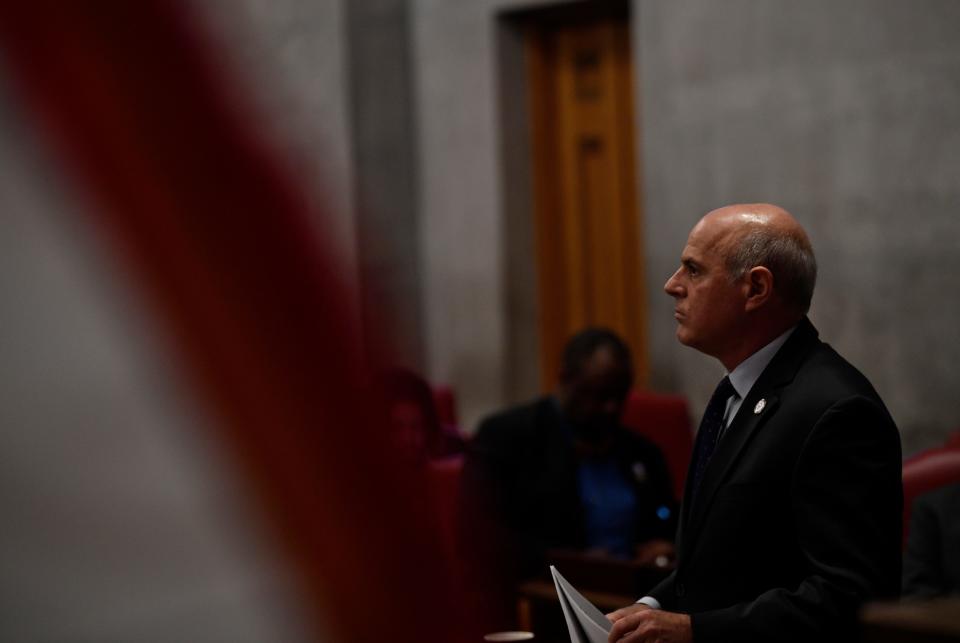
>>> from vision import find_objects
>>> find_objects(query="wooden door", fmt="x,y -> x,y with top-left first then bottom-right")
528,17 -> 647,389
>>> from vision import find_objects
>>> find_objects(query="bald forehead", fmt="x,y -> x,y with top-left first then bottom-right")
706,203 -> 792,226
696,203 -> 808,247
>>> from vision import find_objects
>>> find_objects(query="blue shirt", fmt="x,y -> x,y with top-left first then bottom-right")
578,456 -> 637,558
554,399 -> 638,558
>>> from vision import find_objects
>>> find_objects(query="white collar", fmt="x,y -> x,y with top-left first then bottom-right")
726,325 -> 797,400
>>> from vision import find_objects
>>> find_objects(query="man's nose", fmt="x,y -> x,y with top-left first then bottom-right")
664,269 -> 683,297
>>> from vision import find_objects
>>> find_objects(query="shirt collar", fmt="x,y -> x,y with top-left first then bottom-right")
726,325 -> 797,400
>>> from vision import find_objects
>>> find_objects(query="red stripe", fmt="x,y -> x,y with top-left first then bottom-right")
0,2 -> 469,641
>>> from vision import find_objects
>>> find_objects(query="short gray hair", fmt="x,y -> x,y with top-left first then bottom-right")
725,227 -> 818,314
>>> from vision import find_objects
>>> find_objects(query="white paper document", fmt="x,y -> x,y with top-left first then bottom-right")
550,566 -> 613,643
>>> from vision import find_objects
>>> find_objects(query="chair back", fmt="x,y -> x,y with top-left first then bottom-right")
426,455 -> 465,567
902,446 -> 960,544
621,390 -> 693,501
432,385 -> 459,428
943,429 -> 960,450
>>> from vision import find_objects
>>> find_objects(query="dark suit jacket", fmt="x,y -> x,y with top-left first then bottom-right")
462,396 -> 677,580
649,318 -> 902,643
903,482 -> 960,598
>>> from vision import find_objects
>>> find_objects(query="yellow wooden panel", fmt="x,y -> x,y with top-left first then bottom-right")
529,17 -> 647,389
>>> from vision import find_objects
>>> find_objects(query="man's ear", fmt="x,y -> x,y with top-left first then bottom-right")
744,266 -> 774,312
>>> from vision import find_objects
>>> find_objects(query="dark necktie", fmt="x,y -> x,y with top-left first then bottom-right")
690,376 -> 736,504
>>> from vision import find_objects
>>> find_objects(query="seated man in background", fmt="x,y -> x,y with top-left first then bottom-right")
461,328 -> 677,603
903,481 -> 960,598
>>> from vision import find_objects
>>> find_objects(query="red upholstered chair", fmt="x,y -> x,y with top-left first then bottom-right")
426,455 -> 465,568
432,385 -> 459,428
943,429 -> 960,450
901,445 -> 960,545
621,390 -> 693,501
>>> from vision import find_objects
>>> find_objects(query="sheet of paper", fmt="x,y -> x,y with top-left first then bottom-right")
550,566 -> 612,643
552,567 -> 588,643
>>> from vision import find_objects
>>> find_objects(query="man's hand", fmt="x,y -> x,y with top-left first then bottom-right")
606,604 -> 691,643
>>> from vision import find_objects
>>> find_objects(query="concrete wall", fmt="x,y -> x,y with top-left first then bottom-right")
347,0 -> 426,369
412,0 -> 567,430
412,0 -> 960,450
637,0 -> 960,455
414,0 -> 501,429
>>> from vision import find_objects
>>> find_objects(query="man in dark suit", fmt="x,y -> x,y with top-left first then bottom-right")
607,204 -> 902,643
462,328 -> 677,594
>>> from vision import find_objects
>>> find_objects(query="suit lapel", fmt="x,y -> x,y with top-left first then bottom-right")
681,318 -> 822,553
685,392 -> 781,541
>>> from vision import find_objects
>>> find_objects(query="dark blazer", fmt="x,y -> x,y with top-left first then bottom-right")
903,482 -> 960,598
649,318 -> 902,643
462,396 -> 677,580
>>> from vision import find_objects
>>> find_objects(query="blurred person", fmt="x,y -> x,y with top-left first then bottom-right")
461,328 -> 677,606
903,482 -> 960,598
381,368 -> 465,463
607,204 -> 902,643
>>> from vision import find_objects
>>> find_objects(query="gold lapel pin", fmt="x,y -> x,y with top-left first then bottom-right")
754,399 -> 766,414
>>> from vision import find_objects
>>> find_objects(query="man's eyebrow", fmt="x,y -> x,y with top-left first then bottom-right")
681,257 -> 700,269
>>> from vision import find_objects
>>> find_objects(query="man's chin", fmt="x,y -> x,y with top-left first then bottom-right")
676,330 -> 710,354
